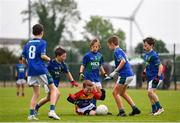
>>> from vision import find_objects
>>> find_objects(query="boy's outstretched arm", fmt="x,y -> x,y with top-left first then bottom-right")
66,72 -> 78,87
41,54 -> 51,62
66,72 -> 75,81
67,94 -> 76,104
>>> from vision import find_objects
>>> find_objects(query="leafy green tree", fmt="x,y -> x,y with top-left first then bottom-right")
83,16 -> 126,62
135,43 -> 144,54
155,39 -> 169,53
72,40 -> 89,55
135,38 -> 169,54
22,0 -> 80,57
0,47 -> 18,64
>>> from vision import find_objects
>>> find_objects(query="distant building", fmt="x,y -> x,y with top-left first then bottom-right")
0,38 -> 27,56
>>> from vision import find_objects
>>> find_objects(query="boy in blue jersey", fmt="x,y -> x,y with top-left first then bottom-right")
79,38 -> 107,106
107,36 -> 141,117
35,47 -> 78,113
22,24 -> 60,120
15,56 -> 27,96
142,37 -> 164,116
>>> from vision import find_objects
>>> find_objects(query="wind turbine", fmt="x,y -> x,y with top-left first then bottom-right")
103,0 -> 144,55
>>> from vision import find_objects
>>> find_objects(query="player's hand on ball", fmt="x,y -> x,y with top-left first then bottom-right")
70,81 -> 78,87
109,71 -> 118,78
79,73 -> 84,81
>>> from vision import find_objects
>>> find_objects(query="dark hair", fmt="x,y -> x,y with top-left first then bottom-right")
90,38 -> 101,48
107,35 -> 119,46
143,37 -> 155,46
19,56 -> 23,60
83,80 -> 93,88
32,24 -> 44,35
55,47 -> 66,57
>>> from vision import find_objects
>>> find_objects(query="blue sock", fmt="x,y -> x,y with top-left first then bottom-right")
131,105 -> 137,110
152,104 -> 157,113
155,101 -> 162,109
35,104 -> 40,110
50,105 -> 55,111
29,109 -> 35,115
92,99 -> 97,106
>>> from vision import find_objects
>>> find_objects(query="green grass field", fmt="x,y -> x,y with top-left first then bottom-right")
0,87 -> 180,122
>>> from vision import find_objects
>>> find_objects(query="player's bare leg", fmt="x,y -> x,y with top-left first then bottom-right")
39,94 -> 50,106
120,85 -> 135,106
55,89 -> 60,105
112,83 -> 126,117
28,86 -> 40,120
119,84 -> 140,116
148,90 -> 156,104
16,84 -> 20,96
22,84 -> 25,96
35,88 -> 60,115
148,89 -> 164,115
30,86 -> 40,109
48,84 -> 60,120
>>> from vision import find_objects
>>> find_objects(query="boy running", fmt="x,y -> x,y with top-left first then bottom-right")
35,47 -> 78,113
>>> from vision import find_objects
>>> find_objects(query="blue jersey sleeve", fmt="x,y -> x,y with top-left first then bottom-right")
114,50 -> 124,63
62,63 -> 69,73
100,56 -> 104,66
47,61 -> 53,71
82,54 -> 89,66
40,41 -> 46,56
151,55 -> 161,66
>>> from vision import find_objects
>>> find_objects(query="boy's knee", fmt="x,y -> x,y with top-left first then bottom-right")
57,90 -> 60,97
49,84 -> 56,92
34,93 -> 40,99
148,90 -> 154,97
120,92 -> 125,97
112,90 -> 118,96
89,110 -> 96,115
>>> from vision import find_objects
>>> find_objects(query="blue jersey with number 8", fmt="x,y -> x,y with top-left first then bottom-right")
22,38 -> 48,76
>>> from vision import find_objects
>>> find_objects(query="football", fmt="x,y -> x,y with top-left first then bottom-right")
96,104 -> 108,115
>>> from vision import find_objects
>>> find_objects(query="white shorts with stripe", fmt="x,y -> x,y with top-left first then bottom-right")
148,80 -> 163,90
92,82 -> 102,89
16,79 -> 26,85
116,76 -> 134,85
27,74 -> 50,87
76,103 -> 96,114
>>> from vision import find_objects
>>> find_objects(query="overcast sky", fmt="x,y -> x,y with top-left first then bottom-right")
0,0 -> 179,53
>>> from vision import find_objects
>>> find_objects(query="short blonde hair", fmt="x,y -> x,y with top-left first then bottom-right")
90,38 -> 101,48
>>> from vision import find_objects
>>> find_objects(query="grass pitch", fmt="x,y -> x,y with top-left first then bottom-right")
0,86 -> 180,122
